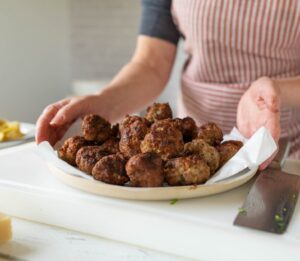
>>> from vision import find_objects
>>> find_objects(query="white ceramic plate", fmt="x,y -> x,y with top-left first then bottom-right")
0,122 -> 36,149
48,163 -> 258,201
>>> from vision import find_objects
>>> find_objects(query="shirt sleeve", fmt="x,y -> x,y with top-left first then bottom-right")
139,0 -> 180,45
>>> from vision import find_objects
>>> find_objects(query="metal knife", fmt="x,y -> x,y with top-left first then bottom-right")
234,138 -> 300,234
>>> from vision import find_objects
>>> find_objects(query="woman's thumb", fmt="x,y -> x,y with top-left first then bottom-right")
261,86 -> 280,113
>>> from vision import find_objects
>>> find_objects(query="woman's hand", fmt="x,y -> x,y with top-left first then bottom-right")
36,94 -> 103,146
237,77 -> 281,170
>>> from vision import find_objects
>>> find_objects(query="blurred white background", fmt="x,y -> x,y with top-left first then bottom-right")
0,0 -> 70,123
0,0 -> 185,123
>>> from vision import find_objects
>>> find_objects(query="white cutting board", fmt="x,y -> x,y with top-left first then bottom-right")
0,143 -> 300,261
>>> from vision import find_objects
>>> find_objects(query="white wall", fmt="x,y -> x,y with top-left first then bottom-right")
71,0 -> 140,80
0,0 -> 71,123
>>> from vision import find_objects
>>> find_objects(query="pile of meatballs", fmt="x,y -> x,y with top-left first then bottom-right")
58,103 -> 243,187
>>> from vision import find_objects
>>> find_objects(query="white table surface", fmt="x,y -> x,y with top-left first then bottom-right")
0,142 -> 190,261
0,143 -> 300,261
0,217 -> 190,261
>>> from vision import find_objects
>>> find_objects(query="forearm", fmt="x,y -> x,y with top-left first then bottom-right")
96,36 -> 177,122
97,60 -> 166,122
275,76 -> 300,107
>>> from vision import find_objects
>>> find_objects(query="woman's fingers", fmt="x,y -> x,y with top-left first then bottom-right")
50,99 -> 83,126
42,122 -> 72,146
43,99 -> 88,145
261,90 -> 280,113
36,95 -> 100,145
38,99 -> 70,127
258,78 -> 281,113
35,99 -> 70,144
265,117 -> 281,142
237,77 -> 282,171
50,95 -> 100,126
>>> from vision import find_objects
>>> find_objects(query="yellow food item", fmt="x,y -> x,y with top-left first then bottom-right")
0,119 -> 24,142
0,213 -> 12,245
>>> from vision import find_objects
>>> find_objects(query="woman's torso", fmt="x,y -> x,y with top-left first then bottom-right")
172,0 -> 300,157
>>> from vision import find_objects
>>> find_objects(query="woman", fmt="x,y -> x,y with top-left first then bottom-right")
36,0 -> 300,167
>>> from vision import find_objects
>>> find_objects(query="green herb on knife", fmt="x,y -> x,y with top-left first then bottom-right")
238,207 -> 247,215
275,213 -> 286,232
275,214 -> 283,222
170,198 -> 178,205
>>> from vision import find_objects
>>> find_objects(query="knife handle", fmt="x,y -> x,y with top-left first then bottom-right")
269,137 -> 290,170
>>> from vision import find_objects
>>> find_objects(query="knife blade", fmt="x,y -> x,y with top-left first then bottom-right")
234,169 -> 300,233
234,138 -> 300,234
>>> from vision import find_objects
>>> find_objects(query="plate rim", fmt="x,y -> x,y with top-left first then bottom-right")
48,163 -> 258,201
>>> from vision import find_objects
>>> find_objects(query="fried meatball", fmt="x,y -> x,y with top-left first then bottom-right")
184,139 -> 220,175
126,152 -> 164,187
58,136 -> 89,166
81,114 -> 111,143
119,115 -> 149,158
217,140 -> 243,167
153,117 -> 196,143
171,118 -> 183,130
145,103 -> 173,123
111,123 -> 120,140
164,155 -> 210,186
92,153 -> 129,185
98,138 -> 120,154
141,120 -> 184,161
197,122 -> 223,146
173,117 -> 198,143
149,118 -> 181,130
75,146 -> 107,175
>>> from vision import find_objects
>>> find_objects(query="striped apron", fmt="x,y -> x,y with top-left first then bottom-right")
172,0 -> 300,158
